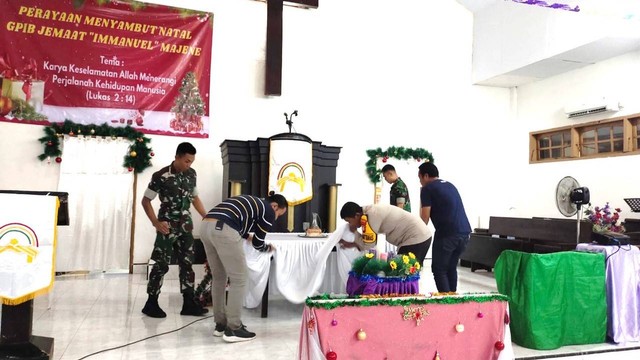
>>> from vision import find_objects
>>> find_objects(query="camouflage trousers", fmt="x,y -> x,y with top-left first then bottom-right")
147,228 -> 196,296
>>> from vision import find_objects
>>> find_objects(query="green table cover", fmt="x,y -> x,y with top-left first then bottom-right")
495,250 -> 606,350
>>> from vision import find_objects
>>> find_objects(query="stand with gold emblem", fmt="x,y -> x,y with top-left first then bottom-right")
0,190 -> 68,360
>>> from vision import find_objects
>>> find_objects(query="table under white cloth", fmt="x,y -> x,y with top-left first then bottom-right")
243,223 -> 360,308
576,243 -> 640,343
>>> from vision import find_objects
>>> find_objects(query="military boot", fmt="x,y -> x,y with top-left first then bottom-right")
180,291 -> 209,316
142,294 -> 166,318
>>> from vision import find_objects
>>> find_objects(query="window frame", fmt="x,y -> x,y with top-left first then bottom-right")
529,114 -> 640,164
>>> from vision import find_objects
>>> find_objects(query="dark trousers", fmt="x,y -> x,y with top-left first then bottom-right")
431,233 -> 469,292
397,237 -> 432,266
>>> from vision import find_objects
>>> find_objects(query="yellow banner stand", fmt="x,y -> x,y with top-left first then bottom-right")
0,192 -> 60,359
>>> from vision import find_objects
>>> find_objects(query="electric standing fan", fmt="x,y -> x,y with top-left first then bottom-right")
555,176 -> 590,244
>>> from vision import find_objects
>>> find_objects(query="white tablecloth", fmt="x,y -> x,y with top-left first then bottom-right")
244,223 -> 359,307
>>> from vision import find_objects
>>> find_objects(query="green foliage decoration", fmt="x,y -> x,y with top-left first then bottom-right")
37,120 -> 153,174
305,293 -> 509,309
366,146 -> 434,184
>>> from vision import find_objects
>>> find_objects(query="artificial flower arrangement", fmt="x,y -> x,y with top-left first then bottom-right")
584,202 -> 625,233
347,250 -> 421,296
350,250 -> 421,277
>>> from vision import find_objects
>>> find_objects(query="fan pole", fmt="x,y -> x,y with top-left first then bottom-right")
576,205 -> 581,244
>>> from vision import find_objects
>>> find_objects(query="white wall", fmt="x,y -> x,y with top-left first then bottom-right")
0,0 -> 515,268
515,50 -> 640,221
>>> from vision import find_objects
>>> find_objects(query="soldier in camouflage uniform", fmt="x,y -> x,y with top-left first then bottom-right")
141,142 -> 209,318
382,164 -> 411,212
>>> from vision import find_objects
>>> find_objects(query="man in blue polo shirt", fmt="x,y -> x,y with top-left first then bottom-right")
418,162 -> 471,293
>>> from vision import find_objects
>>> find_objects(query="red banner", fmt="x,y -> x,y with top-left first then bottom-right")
0,0 -> 213,137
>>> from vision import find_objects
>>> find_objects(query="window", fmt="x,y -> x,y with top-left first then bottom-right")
537,131 -> 571,160
580,123 -> 623,156
530,114 -> 640,163
632,117 -> 640,151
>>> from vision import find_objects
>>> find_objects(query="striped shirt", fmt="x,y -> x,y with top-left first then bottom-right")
204,195 -> 275,251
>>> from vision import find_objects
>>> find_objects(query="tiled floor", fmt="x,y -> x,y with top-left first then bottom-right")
4,265 -> 640,359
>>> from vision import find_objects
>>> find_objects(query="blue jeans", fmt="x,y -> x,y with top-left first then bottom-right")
431,233 -> 469,292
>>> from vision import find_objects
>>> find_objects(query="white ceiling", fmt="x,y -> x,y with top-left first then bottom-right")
456,0 -> 640,87
457,0 -> 500,13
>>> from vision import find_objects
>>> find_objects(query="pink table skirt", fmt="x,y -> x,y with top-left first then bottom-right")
299,294 -> 514,360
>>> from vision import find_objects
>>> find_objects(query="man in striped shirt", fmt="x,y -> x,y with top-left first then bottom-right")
200,192 -> 288,342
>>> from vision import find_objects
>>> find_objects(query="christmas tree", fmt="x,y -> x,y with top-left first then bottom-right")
170,71 -> 205,133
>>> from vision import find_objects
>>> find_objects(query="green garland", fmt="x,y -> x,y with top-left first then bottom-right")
366,146 -> 434,184
37,120 -> 153,174
306,293 -> 508,310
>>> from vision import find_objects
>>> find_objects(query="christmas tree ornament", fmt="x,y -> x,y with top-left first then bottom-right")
504,313 -> 510,325
326,350 -> 337,360
128,167 -> 133,172
90,128 -> 95,135
170,71 -> 205,133
455,323 -> 465,333
0,96 -> 12,116
331,316 -> 338,326
307,316 -> 316,333
150,152 -> 155,157
55,157 -> 62,163
130,151 -> 137,157
46,156 -> 51,165
494,341 -> 505,350
47,141 -> 52,146
356,329 -> 366,341
402,305 -> 429,326
77,129 -> 82,134
477,312 -> 484,318
69,131 -> 74,136
433,351 -> 441,360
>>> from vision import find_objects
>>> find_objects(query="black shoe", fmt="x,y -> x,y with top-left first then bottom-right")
142,295 -> 166,318
180,293 -> 209,316
213,323 -> 226,337
222,324 -> 256,343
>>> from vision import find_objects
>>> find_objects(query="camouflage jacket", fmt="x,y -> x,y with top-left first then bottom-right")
146,163 -> 198,226
390,177 -> 411,212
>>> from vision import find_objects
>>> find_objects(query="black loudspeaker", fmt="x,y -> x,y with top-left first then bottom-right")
591,230 -> 630,246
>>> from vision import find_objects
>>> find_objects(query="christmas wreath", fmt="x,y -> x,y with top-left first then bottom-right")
365,146 -> 434,184
37,120 -> 153,174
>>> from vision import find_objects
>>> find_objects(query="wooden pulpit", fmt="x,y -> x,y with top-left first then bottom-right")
220,133 -> 340,232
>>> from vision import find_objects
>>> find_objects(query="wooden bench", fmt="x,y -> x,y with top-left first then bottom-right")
460,216 -> 593,272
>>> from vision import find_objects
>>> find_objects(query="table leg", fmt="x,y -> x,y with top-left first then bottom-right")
261,279 -> 269,318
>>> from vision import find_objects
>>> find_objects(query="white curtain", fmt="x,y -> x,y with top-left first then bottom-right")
55,136 -> 134,272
